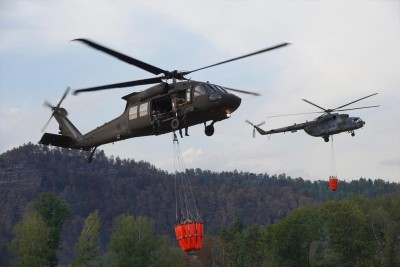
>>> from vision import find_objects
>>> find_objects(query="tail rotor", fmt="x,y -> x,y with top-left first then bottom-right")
245,120 -> 265,138
41,87 -> 70,132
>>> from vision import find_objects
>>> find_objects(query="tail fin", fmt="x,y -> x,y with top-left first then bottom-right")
245,120 -> 266,137
254,125 -> 268,135
40,87 -> 82,146
52,108 -> 82,139
39,108 -> 85,149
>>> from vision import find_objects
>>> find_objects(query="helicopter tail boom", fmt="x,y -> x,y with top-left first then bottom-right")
39,105 -> 87,149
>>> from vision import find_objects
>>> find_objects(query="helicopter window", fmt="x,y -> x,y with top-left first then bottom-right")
215,85 -> 227,93
139,103 -> 148,117
208,84 -> 226,93
186,88 -> 191,102
194,84 -> 207,97
206,84 -> 217,92
129,106 -> 138,120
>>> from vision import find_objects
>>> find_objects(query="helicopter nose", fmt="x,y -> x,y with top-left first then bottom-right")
357,119 -> 365,128
226,94 -> 241,112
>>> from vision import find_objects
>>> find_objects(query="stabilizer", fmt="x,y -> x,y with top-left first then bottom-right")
39,133 -> 90,151
39,133 -> 74,149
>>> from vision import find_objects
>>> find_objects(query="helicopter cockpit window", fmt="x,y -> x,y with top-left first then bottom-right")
206,84 -> 218,93
194,84 -> 207,97
208,84 -> 227,93
215,85 -> 227,93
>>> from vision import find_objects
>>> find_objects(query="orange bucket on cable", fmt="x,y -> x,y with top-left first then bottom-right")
329,176 -> 338,191
174,221 -> 204,252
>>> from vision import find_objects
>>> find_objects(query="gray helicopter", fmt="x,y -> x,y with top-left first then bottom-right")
246,93 -> 379,142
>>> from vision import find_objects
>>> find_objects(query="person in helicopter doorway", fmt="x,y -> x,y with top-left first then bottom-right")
179,126 -> 189,138
151,109 -> 161,132
177,98 -> 189,138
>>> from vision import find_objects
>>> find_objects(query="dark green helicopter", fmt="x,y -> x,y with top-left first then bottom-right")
39,39 -> 289,161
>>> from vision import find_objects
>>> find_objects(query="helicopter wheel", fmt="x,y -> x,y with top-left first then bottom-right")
171,118 -> 180,130
323,136 -> 329,142
205,125 -> 215,136
351,131 -> 355,137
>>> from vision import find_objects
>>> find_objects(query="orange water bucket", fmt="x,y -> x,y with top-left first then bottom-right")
329,176 -> 338,191
174,221 -> 204,252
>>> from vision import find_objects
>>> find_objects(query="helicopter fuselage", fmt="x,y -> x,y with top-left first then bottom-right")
40,81 -> 241,150
249,93 -> 376,142
252,113 -> 365,142
304,113 -> 365,137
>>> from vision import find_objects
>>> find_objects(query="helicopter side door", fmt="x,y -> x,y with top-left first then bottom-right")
148,96 -> 176,133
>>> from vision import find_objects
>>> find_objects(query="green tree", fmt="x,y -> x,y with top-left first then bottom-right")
220,218 -> 244,266
108,215 -> 161,267
32,192 -> 71,267
72,210 -> 101,267
321,200 -> 377,266
219,218 -> 267,267
266,206 -> 323,267
152,236 -> 183,267
11,211 -> 52,267
241,224 -> 265,266
378,197 -> 400,267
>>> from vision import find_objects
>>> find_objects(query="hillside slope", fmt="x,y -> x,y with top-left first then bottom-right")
1,143 -> 398,264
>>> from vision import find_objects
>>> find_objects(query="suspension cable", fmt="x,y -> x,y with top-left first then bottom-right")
173,133 -> 201,223
329,136 -> 337,178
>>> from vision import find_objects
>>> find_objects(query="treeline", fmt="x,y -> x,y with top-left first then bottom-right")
0,143 -> 399,265
202,195 -> 400,267
10,192 -> 400,266
11,193 -> 182,267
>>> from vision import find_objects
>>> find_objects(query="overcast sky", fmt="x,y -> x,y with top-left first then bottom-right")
1,0 -> 399,182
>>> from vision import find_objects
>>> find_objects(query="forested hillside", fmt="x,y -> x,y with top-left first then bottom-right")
1,143 -> 399,266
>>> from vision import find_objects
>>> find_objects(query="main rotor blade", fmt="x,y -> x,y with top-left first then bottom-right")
185,43 -> 290,74
73,77 -> 163,94
335,105 -> 380,112
267,111 -> 324,118
302,99 -> 328,112
224,87 -> 260,96
333,93 -> 378,111
72,39 -> 166,75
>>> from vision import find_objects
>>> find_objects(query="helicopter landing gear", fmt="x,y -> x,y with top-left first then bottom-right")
204,122 -> 215,136
323,135 -> 329,142
173,132 -> 179,142
351,131 -> 355,137
87,146 -> 97,163
171,118 -> 180,130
